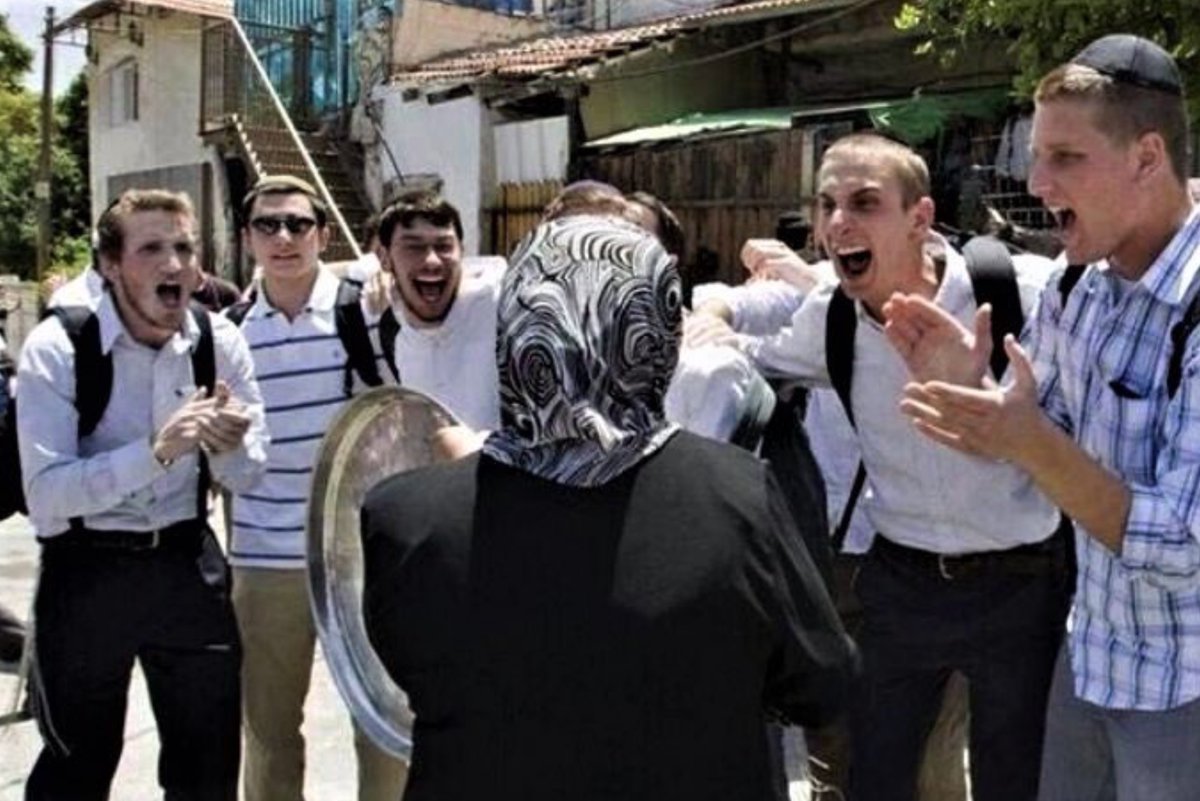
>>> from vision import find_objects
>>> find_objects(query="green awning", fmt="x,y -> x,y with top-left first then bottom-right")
585,107 -> 800,149
584,88 -> 1012,150
867,87 -> 1012,145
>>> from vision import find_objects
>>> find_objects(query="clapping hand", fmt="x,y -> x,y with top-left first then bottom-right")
882,293 -> 992,387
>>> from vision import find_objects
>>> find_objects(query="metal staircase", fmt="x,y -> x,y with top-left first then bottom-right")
201,16 -> 370,263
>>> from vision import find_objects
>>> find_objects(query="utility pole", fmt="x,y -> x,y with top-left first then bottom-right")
36,7 -> 55,287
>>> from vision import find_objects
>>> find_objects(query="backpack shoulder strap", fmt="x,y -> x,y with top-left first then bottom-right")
823,286 -> 866,555
51,305 -> 111,439
378,307 -> 401,384
224,298 -> 254,327
188,304 -> 216,395
962,235 -> 1023,380
824,286 -> 858,429
187,304 -> 216,518
334,278 -> 384,394
1168,287 -> 1200,398
1059,264 -> 1086,307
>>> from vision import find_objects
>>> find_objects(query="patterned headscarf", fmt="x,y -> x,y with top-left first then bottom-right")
481,215 -> 683,487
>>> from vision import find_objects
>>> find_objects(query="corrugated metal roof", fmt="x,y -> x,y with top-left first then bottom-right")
54,0 -> 233,33
392,0 -> 836,89
585,107 -> 800,148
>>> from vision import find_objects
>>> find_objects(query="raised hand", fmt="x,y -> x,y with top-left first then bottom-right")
153,388 -> 217,464
883,292 -> 992,387
363,267 -> 395,316
899,335 -> 1046,464
431,425 -> 487,461
683,310 -> 739,349
740,238 -> 832,291
200,381 -> 252,454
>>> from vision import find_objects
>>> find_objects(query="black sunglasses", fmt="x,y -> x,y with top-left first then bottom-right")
249,215 -> 318,236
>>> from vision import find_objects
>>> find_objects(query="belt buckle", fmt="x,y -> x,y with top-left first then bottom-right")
937,553 -> 954,581
132,529 -> 161,551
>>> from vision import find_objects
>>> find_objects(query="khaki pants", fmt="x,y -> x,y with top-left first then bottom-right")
233,567 -> 407,801
807,556 -> 968,801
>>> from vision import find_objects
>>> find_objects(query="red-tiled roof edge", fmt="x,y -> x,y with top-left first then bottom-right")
390,0 -> 834,89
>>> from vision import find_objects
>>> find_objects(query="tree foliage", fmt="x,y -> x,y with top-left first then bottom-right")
896,1 -> 1200,117
0,16 -> 91,278
0,12 -> 32,91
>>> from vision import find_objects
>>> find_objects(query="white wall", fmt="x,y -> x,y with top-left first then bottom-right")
86,12 -> 230,272
494,117 -> 568,183
393,0 -> 549,67
87,13 -> 211,219
376,88 -> 488,255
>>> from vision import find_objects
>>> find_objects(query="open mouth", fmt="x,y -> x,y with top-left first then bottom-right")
156,283 -> 184,306
1049,207 -> 1077,236
414,277 -> 447,304
834,247 -> 873,278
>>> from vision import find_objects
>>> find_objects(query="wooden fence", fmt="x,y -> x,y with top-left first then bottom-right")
577,128 -> 814,286
487,180 -> 563,258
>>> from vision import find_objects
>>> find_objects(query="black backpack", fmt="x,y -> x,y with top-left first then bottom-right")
0,304 -> 216,523
226,278 -> 400,394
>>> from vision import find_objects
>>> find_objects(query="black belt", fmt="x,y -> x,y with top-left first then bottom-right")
39,519 -> 206,553
872,529 -> 1066,581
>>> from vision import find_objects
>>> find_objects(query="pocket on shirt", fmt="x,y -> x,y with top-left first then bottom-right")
1101,386 -> 1160,480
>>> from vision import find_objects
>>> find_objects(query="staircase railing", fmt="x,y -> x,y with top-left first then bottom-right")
201,18 -> 362,259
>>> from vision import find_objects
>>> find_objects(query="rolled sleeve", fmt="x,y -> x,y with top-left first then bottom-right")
1121,481 -> 1200,587
1118,338 -> 1200,589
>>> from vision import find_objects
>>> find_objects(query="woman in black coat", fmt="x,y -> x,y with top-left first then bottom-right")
361,214 -> 856,801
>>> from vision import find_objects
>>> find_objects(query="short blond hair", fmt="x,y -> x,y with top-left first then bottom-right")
818,133 -> 931,208
1036,63 -> 1190,181
97,189 -> 195,263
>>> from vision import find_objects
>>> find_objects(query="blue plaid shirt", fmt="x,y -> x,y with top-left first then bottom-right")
1027,208 -> 1200,710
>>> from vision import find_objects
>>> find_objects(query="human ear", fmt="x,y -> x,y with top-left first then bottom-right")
911,196 -> 935,236
1133,131 -> 1168,182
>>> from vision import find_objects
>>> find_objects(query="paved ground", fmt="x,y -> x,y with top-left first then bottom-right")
0,513 -> 359,800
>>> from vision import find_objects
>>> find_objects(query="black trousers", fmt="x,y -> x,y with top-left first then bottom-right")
0,600 -> 25,665
26,527 -> 241,801
847,536 -> 1071,801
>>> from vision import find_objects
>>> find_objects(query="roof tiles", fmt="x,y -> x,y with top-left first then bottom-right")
392,0 -> 824,88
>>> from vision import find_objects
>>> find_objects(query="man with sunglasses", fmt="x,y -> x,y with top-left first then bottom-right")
227,175 -> 405,801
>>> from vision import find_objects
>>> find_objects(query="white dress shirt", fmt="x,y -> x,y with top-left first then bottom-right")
384,271 -> 502,431
47,267 -> 105,310
742,240 -> 1060,554
18,290 -> 267,538
695,277 -> 876,553
665,343 -> 774,444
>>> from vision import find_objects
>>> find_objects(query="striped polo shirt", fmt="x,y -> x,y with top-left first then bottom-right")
228,267 -> 382,569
